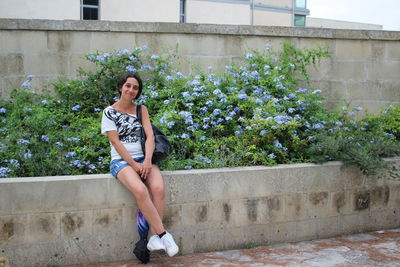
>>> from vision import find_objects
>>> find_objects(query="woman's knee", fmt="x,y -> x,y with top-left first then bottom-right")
148,169 -> 165,197
151,183 -> 165,198
133,183 -> 149,202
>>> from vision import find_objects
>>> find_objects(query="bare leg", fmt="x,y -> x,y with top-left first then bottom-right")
146,165 -> 165,220
117,166 -> 165,235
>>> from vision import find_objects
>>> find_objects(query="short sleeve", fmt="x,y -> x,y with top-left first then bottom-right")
101,107 -> 117,135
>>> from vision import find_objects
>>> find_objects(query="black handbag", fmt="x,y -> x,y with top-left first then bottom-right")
133,237 -> 150,264
136,104 -> 173,163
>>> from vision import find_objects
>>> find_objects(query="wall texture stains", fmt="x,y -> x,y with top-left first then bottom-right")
0,160 -> 399,266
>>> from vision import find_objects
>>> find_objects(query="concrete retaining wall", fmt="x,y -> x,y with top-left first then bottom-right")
1,160 -> 400,266
0,19 -> 400,113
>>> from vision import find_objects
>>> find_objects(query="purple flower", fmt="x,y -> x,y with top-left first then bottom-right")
72,105 -> 81,112
199,107 -> 208,114
66,152 -> 77,158
17,139 -> 30,145
96,55 -> 105,62
188,80 -> 200,86
119,49 -> 130,55
296,88 -> 308,93
70,160 -> 83,168
23,150 -> 32,159
274,140 -> 283,149
238,94 -> 248,100
213,89 -> 222,95
235,128 -> 243,135
245,53 -> 253,59
9,159 -> 20,168
198,155 -> 212,164
141,65 -> 154,71
41,135 -> 50,142
213,109 -> 221,116
313,123 -> 324,129
0,167 -> 10,177
206,100 -> 214,106
181,133 -> 190,139
21,80 -> 31,88
125,65 -> 137,72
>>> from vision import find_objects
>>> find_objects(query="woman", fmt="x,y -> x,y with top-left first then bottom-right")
101,72 -> 179,257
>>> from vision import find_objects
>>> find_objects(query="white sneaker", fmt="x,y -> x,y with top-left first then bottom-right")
147,235 -> 166,252
161,232 -> 179,257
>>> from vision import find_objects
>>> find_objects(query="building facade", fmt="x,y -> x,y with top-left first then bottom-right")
0,0 -> 382,30
0,0 -> 309,26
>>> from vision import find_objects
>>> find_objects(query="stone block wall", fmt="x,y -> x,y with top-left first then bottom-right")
0,160 -> 399,266
0,19 -> 399,113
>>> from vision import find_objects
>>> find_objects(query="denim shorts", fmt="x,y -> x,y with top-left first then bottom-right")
110,156 -> 145,178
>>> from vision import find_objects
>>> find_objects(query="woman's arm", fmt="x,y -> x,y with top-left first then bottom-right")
140,105 -> 155,178
106,131 -> 143,175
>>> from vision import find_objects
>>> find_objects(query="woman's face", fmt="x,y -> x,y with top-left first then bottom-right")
120,77 -> 139,100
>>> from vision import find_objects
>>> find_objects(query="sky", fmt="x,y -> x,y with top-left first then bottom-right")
307,0 -> 400,31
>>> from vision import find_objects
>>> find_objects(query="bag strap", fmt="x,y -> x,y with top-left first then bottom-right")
136,104 -> 142,123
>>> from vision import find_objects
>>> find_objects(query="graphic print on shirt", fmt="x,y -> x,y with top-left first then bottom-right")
104,108 -> 142,144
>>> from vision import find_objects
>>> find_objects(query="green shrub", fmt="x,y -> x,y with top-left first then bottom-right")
306,105 -> 400,177
0,43 -> 399,178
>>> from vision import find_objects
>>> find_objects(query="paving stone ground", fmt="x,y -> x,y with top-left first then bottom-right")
71,228 -> 400,267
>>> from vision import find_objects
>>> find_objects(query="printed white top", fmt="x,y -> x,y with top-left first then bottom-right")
101,106 -> 144,161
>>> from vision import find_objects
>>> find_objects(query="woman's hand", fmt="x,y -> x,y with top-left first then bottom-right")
140,158 -> 153,179
132,162 -> 143,176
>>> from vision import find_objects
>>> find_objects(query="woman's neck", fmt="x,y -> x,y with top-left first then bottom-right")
114,99 -> 135,112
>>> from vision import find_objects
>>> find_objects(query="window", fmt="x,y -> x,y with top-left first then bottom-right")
81,0 -> 99,20
294,14 -> 306,27
180,0 -> 186,23
295,0 -> 306,9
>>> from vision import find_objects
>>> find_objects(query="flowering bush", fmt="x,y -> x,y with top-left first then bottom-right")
0,43 -> 399,178
306,105 -> 400,177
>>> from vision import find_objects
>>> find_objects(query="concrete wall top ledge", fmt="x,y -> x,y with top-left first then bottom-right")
1,19 -> 400,41
1,158 -> 398,182
0,161 -> 339,183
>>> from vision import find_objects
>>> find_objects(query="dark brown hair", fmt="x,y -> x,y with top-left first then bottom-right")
117,72 -> 143,99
